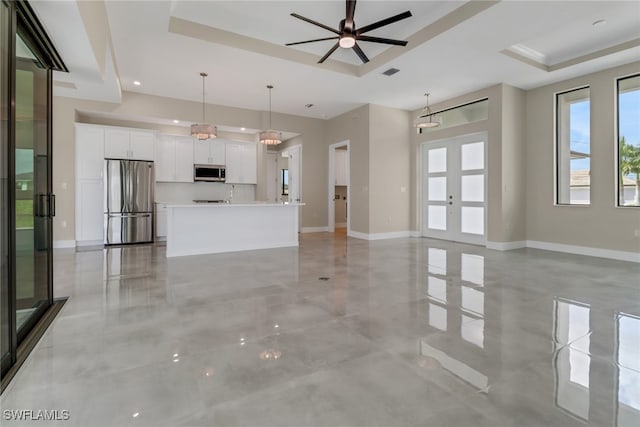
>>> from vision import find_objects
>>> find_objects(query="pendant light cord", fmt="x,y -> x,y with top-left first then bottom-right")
199,72 -> 209,124
267,84 -> 274,130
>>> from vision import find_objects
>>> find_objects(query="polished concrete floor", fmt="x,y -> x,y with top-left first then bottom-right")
1,233 -> 639,426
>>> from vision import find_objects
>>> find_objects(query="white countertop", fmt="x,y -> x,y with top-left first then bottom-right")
165,202 -> 305,208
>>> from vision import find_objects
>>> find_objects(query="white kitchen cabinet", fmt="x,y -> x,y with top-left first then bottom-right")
130,131 -> 155,160
76,124 -> 105,180
155,135 -> 175,182
104,127 -> 155,160
225,142 -> 257,184
75,124 -> 106,244
194,139 -> 225,165
175,137 -> 195,182
334,149 -> 348,186
155,203 -> 168,238
156,135 -> 194,182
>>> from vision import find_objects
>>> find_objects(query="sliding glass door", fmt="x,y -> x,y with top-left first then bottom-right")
0,0 -> 65,384
15,31 -> 51,339
1,0 -> 11,375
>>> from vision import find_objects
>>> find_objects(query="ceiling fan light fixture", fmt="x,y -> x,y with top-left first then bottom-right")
191,72 -> 217,140
414,93 -> 441,129
260,85 -> 282,145
339,34 -> 356,48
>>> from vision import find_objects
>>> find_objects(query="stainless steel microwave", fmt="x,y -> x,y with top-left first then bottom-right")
194,164 -> 226,182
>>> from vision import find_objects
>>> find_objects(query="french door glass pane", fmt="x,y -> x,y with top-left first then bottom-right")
428,206 -> 446,230
461,142 -> 484,170
461,206 -> 484,235
428,177 -> 446,201
461,174 -> 484,202
428,147 -> 447,173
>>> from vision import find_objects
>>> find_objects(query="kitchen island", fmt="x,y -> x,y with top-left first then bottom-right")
165,202 -> 303,257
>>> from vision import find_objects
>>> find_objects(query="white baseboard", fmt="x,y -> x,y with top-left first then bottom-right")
335,222 -> 347,228
486,241 -> 526,251
526,240 -> 640,263
301,226 -> 329,233
347,230 -> 412,241
76,240 -> 103,247
53,240 -> 76,249
410,231 -> 421,238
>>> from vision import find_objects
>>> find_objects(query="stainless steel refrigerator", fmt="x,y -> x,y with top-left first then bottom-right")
104,159 -> 154,245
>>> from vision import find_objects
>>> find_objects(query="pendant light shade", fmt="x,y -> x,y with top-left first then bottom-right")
414,93 -> 441,129
191,72 -> 217,140
259,85 -> 282,145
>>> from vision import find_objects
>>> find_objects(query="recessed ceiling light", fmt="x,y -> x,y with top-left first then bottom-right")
592,19 -> 607,27
241,127 -> 246,131
173,120 -> 180,124
133,80 -> 141,86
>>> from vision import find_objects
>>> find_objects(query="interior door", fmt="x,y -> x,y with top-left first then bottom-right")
422,135 -> 486,245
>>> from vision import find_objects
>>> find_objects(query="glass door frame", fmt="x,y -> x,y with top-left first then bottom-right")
420,132 -> 488,246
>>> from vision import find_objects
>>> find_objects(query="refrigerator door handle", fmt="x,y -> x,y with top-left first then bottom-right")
107,213 -> 151,218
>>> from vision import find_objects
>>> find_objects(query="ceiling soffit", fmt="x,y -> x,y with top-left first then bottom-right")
168,1 -> 500,78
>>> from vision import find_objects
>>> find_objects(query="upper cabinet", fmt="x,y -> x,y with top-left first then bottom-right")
334,149 -> 348,186
104,127 -> 155,160
194,139 -> 225,165
226,141 -> 257,184
156,135 -> 194,183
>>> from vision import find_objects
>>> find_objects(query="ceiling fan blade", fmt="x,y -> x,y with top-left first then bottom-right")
356,35 -> 408,46
286,37 -> 339,46
346,0 -> 357,24
352,43 -> 370,64
356,11 -> 412,35
318,42 -> 340,63
291,13 -> 340,35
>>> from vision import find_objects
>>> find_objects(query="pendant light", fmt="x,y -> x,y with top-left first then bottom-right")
414,92 -> 441,129
259,85 -> 282,145
191,72 -> 217,140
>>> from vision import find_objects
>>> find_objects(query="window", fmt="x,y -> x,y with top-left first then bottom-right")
418,98 -> 488,134
281,169 -> 288,195
556,87 -> 591,205
617,74 -> 640,207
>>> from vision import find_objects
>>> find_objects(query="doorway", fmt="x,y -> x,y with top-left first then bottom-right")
328,141 -> 350,234
421,133 -> 487,245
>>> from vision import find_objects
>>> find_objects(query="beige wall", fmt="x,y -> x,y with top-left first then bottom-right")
325,105 -> 370,234
500,85 -> 527,243
525,61 -> 640,252
368,104 -> 411,234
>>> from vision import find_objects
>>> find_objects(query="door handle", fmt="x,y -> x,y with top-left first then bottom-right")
49,194 -> 56,217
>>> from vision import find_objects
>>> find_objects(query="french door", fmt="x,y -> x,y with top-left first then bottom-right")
421,134 -> 486,245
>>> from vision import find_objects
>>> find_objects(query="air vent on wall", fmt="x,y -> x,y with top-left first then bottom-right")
382,68 -> 400,76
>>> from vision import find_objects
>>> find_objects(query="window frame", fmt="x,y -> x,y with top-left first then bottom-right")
554,85 -> 591,206
615,73 -> 640,208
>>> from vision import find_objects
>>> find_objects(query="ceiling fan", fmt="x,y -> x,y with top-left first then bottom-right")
286,0 -> 412,64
